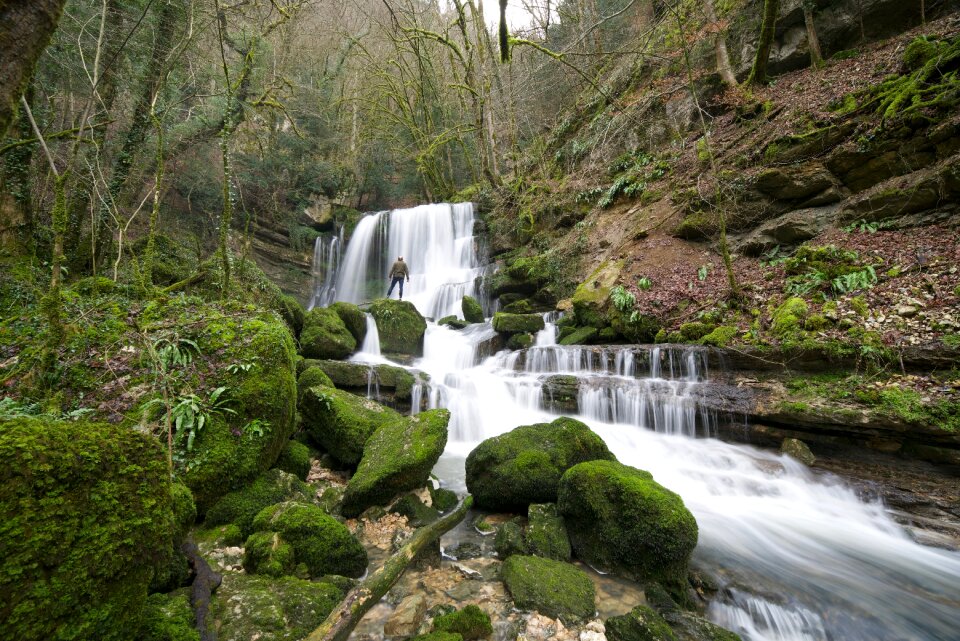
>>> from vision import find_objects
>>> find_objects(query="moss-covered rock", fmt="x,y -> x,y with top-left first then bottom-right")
700,325 -> 737,347
210,574 -> 344,641
151,482 -> 198,593
501,555 -> 596,624
300,307 -> 357,359
341,409 -> 449,517
274,440 -> 312,480
439,315 -> 470,329
300,386 -> 403,466
494,519 -> 530,558
243,531 -> 297,577
297,366 -> 336,397
526,503 -> 571,561
492,312 -> 546,334
389,493 -> 440,527
557,461 -> 698,592
432,604 -> 493,640
558,326 -> 598,345
781,437 -> 816,465
410,633 -> 464,641
204,469 -> 310,536
430,486 -> 459,512
507,332 -> 535,350
609,309 -> 660,344
771,297 -> 809,338
605,605 -> 677,641
0,418 -> 176,640
142,591 -> 200,641
306,359 -> 417,402
804,314 -> 831,331
275,294 -> 306,338
678,322 -> 715,341
329,301 -> 368,345
502,299 -> 533,314
465,417 -> 616,511
462,295 -> 485,323
251,501 -> 367,578
572,260 -> 623,328
369,299 -> 427,356
662,612 -> 743,641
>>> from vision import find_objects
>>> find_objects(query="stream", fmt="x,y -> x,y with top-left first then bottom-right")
310,202 -> 960,641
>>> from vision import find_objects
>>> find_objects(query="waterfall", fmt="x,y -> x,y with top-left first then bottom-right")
307,225 -> 343,310
335,203 -> 481,318
316,201 -> 960,641
356,313 -> 381,358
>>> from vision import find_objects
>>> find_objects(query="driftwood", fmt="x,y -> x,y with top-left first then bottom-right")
181,535 -> 223,641
305,495 -> 474,641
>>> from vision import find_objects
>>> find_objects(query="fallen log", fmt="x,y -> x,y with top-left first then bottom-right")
305,495 -> 474,641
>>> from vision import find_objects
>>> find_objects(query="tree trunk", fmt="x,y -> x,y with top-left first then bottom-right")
304,496 -> 473,641
0,103 -> 35,254
747,0 -> 779,85
705,0 -> 737,87
803,2 -> 823,69
0,0 -> 68,138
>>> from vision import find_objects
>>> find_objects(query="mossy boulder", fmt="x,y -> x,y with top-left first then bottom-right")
700,325 -> 737,347
494,519 -> 530,558
557,460 -> 698,592
297,366 -> 335,397
432,604 -> 493,639
462,295 -> 485,323
142,591 -> 200,641
605,605 -> 677,641
210,574 -> 344,641
502,299 -> 533,314
389,493 -> 440,527
501,555 -> 596,624
492,312 -> 545,334
0,418 -> 176,640
369,299 -> 427,356
300,386 -> 403,466
678,322 -> 714,342
132,233 -> 197,287
465,417 -> 616,511
526,503 -> 571,561
804,314 -> 831,331
609,309 -> 661,344
274,440 -> 312,480
439,315 -> 470,329
275,294 -> 306,338
781,437 -> 816,465
507,332 -> 535,350
430,486 -> 459,512
151,483 -> 198,593
411,633 -> 464,641
307,359 -> 417,402
771,297 -> 809,337
572,260 -> 623,328
559,326 -> 598,345
243,531 -> 297,577
341,409 -> 450,517
250,501 -> 368,578
300,307 -> 357,359
204,469 -> 310,536
329,301 -> 368,344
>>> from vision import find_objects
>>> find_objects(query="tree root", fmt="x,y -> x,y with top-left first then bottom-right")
181,535 -> 223,641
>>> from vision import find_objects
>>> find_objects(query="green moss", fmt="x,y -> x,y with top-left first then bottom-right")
462,296 -> 485,323
275,295 -> 306,338
210,574 -> 344,641
492,312 -> 546,334
430,486 -> 459,512
204,469 -> 309,536
699,325 -> 737,347
502,299 -> 533,314
465,417 -> 616,511
850,295 -> 869,317
142,592 -> 200,641
0,418 -> 176,640
300,386 -> 402,466
572,260 -> 623,328
678,322 -> 714,341
494,519 -> 529,558
558,326 -> 598,345
771,297 -> 809,338
558,460 -> 698,594
389,493 -> 440,526
501,555 -> 596,624
298,366 -> 335,398
251,501 -> 367,578
605,604 -> 677,641
368,299 -> 427,356
341,409 -> 449,517
300,307 -> 357,359
432,604 -> 493,640
243,531 -> 296,577
903,36 -> 943,71
275,440 -> 312,480
439,316 -> 469,329
306,360 -> 417,400
804,315 -> 831,331
507,333 -> 535,350
410,633 -> 464,641
526,503 -> 571,561
222,523 -> 245,546
329,302 -> 367,344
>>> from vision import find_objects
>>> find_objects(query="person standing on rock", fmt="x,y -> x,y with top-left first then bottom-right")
387,256 -> 410,300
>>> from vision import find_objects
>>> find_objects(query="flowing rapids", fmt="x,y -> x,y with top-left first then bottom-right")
320,202 -> 960,641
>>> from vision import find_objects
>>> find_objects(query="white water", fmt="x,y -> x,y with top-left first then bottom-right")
332,202 -> 960,641
307,225 -> 343,310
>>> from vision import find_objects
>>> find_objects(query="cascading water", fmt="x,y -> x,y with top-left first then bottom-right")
307,225 -> 344,310
333,203 -> 960,641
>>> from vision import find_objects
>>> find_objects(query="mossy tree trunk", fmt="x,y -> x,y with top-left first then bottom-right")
802,1 -> 823,69
0,0 -> 68,139
747,0 -> 779,85
705,0 -> 738,87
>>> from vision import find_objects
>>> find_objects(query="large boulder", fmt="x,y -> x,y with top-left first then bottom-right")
0,418 -> 176,640
492,312 -> 545,334
300,307 -> 357,359
248,501 -> 367,578
305,359 -> 419,406
572,260 -> 622,328
557,460 -> 698,592
605,605 -> 677,641
341,409 -> 450,517
368,299 -> 427,356
300,386 -> 403,467
462,295 -> 485,323
465,417 -> 616,511
204,468 -> 310,536
329,301 -> 367,345
501,555 -> 596,624
526,503 -> 571,561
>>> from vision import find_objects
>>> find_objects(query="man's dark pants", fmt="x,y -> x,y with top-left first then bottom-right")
387,276 -> 405,298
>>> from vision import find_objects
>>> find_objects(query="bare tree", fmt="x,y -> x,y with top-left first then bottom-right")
748,0 -> 780,85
